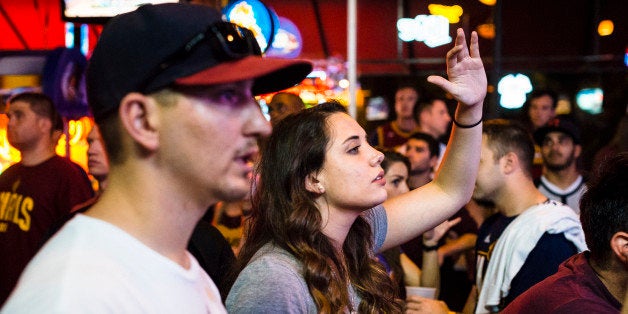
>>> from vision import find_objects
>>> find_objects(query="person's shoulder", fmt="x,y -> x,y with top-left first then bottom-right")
479,212 -> 503,228
190,219 -> 230,246
363,204 -> 385,220
4,225 -> 123,311
545,298 -> 621,314
502,263 -> 577,313
533,199 -> 577,216
227,245 -> 313,313
0,162 -> 21,179
528,233 -> 579,267
49,155 -> 87,172
503,292 -> 591,314
245,244 -> 302,274
233,244 -> 307,291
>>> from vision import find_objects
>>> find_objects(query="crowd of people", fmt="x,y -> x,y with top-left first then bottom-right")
0,2 -> 626,314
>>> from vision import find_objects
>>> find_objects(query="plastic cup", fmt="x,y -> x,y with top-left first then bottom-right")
405,286 -> 437,299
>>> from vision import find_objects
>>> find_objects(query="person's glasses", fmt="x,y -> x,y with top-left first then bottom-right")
138,22 -> 262,92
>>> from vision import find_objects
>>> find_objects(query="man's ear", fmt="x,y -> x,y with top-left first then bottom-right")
574,144 -> 582,158
429,155 -> 439,169
305,173 -> 324,194
501,152 -> 518,175
610,231 -> 628,265
118,92 -> 160,152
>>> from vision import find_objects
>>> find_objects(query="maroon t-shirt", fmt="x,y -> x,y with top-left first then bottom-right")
0,156 -> 94,306
502,252 -> 622,314
368,122 -> 420,150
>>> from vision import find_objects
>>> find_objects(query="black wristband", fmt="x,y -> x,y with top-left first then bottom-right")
423,243 -> 439,251
453,116 -> 482,129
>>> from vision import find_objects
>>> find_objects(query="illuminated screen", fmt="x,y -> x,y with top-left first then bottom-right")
61,0 -> 178,23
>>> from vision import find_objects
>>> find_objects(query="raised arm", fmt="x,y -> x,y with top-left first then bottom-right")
382,28 -> 486,250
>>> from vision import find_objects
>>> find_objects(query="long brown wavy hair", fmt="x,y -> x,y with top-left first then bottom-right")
234,101 -> 402,313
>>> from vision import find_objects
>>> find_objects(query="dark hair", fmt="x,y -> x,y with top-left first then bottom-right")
94,112 -> 124,165
395,85 -> 418,94
528,89 -> 558,109
579,152 -> 628,267
237,100 -> 402,313
407,132 -> 440,158
483,119 -> 535,178
380,149 -> 410,174
412,97 -> 447,125
8,92 -> 63,133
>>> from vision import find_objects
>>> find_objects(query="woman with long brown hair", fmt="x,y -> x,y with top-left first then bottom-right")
227,29 -> 486,313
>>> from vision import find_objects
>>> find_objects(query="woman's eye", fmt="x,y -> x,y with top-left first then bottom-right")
392,179 -> 401,187
348,146 -> 360,154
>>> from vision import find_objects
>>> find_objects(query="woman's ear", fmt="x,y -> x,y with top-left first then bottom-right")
305,174 -> 324,194
118,92 -> 160,152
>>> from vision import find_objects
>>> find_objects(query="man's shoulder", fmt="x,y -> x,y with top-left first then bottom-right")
527,199 -> 575,217
531,232 -> 579,257
478,212 -> 509,232
0,163 -> 22,179
504,260 -> 620,314
47,155 -> 88,174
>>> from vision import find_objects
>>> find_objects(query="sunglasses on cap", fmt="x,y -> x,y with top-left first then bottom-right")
138,21 -> 262,92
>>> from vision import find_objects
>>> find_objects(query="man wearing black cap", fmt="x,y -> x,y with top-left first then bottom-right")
2,3 -> 311,312
534,116 -> 586,214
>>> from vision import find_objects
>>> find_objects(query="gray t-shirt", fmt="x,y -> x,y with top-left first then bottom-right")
226,205 -> 388,313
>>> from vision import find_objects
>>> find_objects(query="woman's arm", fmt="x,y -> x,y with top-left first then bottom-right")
383,29 -> 487,250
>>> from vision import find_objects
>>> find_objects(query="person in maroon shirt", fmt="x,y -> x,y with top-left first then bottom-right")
368,85 -> 422,150
0,92 -> 94,306
503,152 -> 627,314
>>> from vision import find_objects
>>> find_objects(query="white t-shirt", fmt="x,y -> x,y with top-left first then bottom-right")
537,175 -> 586,214
2,214 -> 226,314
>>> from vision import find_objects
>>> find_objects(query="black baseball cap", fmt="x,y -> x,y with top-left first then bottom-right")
534,116 -> 582,145
86,3 -> 312,122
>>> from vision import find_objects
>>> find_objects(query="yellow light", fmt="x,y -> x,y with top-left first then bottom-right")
478,0 -> 496,6
598,20 -> 614,36
428,4 -> 463,24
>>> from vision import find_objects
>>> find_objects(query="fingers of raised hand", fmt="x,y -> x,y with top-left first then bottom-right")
469,30 -> 481,58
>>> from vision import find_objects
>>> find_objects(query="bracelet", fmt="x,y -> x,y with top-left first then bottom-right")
453,116 -> 482,128
423,243 -> 439,251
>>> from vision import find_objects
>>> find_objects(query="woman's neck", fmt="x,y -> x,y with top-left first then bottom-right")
317,203 -> 361,250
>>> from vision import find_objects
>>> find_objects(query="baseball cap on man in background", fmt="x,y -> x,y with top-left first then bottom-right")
533,116 -> 581,146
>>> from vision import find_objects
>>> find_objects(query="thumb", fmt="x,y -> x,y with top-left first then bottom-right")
427,76 -> 454,93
